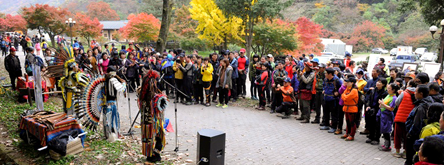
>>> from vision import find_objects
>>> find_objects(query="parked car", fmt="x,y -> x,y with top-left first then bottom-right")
420,52 -> 437,62
414,47 -> 428,57
389,54 -> 419,69
390,48 -> 397,56
372,48 -> 389,54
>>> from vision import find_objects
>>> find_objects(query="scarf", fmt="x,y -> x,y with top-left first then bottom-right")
381,93 -> 395,112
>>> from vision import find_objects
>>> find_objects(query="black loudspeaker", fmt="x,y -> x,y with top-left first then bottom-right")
197,129 -> 226,165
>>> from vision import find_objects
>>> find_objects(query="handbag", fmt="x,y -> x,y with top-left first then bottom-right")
299,89 -> 312,100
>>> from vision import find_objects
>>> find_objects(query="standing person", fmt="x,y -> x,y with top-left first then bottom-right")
41,39 -> 48,54
173,54 -> 186,103
271,61 -> 287,113
98,52 -> 110,75
312,63 -> 326,124
285,56 -> 294,79
228,52 -> 239,102
276,78 -> 295,118
210,53 -> 220,103
255,63 -> 268,110
193,56 -> 204,105
87,50 -> 98,73
4,47 -> 21,90
297,62 -> 315,123
161,54 -> 175,97
377,83 -> 399,151
433,71 -> 443,86
201,57 -> 214,106
179,55 -> 194,105
103,66 -> 126,140
290,65 -> 299,115
365,79 -> 388,145
35,39 -> 42,56
362,68 -> 382,135
341,76 -> 359,141
125,53 -> 139,93
355,69 -> 367,128
216,59 -> 233,109
393,80 -> 416,158
374,58 -> 388,77
104,44 -> 110,55
267,54 -> 275,70
20,36 -> 27,52
387,68 -> 398,84
405,85 -> 433,165
237,48 -> 248,98
249,54 -> 260,100
344,52 -> 352,68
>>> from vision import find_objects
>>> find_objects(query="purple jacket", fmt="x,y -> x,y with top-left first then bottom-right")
338,84 -> 347,106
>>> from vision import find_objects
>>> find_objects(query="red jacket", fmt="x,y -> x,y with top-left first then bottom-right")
285,64 -> 293,79
395,89 -> 415,123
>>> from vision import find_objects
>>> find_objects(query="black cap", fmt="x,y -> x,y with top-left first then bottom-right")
345,77 -> 357,83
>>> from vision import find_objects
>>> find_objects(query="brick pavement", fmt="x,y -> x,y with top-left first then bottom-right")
118,93 -> 406,165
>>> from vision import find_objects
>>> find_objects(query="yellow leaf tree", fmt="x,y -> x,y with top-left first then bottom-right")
189,0 -> 245,49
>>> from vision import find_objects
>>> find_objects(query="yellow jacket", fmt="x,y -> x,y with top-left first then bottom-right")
357,79 -> 367,93
201,63 -> 213,82
173,61 -> 186,80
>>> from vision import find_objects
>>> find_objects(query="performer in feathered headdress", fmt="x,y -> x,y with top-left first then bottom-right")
58,57 -> 90,116
139,69 -> 169,162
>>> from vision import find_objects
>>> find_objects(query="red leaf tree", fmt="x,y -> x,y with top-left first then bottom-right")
0,14 -> 27,32
21,4 -> 71,47
74,13 -> 103,47
288,17 -> 324,57
345,20 -> 386,52
87,1 -> 120,21
120,13 -> 160,42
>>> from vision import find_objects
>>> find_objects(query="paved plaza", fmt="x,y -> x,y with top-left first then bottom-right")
117,92 -> 405,165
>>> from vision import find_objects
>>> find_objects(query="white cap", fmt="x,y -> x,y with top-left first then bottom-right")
267,54 -> 273,58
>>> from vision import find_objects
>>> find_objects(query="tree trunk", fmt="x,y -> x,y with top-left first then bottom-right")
246,16 -> 254,57
49,33 -> 56,48
156,0 -> 173,53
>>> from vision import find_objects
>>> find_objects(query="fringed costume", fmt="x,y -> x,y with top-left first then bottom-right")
103,68 -> 126,139
138,70 -> 168,162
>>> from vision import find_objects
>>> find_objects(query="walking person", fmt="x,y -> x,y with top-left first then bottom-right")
216,59 -> 233,109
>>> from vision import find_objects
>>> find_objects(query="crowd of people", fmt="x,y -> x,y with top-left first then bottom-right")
3,36 -> 444,164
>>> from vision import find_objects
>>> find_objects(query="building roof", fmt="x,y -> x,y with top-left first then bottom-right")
320,38 -> 345,45
100,20 -> 128,30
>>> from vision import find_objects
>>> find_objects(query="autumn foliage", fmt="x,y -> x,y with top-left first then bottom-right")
345,20 -> 386,52
87,1 -> 120,21
120,13 -> 160,42
285,17 -> 324,57
21,4 -> 71,47
189,0 -> 245,46
0,14 -> 27,32
74,13 -> 103,46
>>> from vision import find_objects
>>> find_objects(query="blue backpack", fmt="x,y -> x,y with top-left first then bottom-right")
323,77 -> 340,101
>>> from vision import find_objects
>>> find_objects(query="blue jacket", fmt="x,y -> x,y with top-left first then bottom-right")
406,96 -> 434,139
230,58 -> 239,79
364,76 -> 380,94
323,76 -> 342,101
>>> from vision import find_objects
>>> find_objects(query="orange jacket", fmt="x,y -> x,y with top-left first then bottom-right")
280,85 -> 294,102
341,88 -> 359,113
394,89 -> 415,123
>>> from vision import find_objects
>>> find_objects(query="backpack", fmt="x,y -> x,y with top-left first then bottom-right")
163,65 -> 174,76
324,77 -> 340,101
